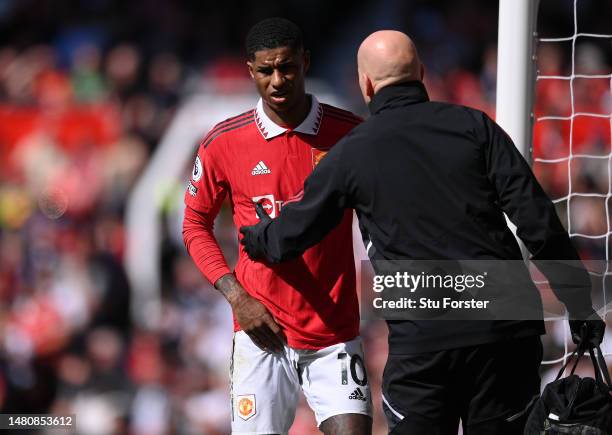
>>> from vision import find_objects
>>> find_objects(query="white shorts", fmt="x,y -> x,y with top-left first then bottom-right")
230,331 -> 372,434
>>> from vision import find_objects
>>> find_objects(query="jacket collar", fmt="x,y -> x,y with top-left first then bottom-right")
368,81 -> 430,115
255,95 -> 323,140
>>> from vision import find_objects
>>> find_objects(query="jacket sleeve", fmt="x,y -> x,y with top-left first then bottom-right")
182,135 -> 231,284
482,113 -> 593,315
257,143 -> 350,263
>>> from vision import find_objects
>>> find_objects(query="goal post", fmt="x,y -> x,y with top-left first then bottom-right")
498,0 -> 612,362
496,0 -> 539,261
496,0 -> 539,161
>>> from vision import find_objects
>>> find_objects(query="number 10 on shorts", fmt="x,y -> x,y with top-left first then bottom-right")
338,352 -> 368,386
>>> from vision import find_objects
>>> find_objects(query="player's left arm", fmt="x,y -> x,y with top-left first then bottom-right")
240,142 -> 350,263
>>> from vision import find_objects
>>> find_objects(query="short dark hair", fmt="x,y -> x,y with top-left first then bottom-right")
245,17 -> 303,59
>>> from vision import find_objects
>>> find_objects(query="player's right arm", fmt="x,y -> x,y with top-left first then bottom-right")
182,135 -> 285,352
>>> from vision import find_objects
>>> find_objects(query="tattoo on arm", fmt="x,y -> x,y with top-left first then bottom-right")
214,273 -> 244,304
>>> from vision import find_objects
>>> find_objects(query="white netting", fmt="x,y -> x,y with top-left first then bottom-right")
534,0 -> 612,364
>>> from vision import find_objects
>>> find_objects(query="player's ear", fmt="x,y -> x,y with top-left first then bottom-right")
247,60 -> 255,79
303,49 -> 311,73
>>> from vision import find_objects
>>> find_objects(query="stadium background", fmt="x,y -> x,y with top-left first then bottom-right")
0,0 -> 610,434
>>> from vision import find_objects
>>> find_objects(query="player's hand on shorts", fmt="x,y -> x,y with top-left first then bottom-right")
239,202 -> 272,260
231,287 -> 286,353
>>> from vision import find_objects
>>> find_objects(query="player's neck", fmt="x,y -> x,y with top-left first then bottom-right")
264,95 -> 311,129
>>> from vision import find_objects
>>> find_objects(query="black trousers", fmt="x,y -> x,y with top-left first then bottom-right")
382,336 -> 543,435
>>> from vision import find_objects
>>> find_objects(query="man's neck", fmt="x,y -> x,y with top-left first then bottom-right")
263,95 -> 311,128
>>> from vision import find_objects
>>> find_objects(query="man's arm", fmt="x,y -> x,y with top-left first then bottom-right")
183,138 -> 285,352
482,113 -> 604,344
183,204 -> 231,283
240,143 -> 349,263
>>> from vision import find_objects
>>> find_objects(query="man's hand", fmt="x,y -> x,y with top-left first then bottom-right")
569,309 -> 606,348
240,202 -> 272,260
215,274 -> 285,352
230,289 -> 286,352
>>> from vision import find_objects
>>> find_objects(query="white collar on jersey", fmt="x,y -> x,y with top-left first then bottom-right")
254,94 -> 323,139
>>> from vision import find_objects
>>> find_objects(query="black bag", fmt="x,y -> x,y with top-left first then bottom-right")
524,344 -> 612,434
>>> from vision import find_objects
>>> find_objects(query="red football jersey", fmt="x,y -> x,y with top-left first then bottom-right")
184,96 -> 362,349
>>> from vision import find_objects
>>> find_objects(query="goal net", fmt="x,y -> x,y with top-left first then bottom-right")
532,0 -> 612,365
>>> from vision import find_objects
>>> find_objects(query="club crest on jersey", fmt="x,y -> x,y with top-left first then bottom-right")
192,156 -> 203,182
236,394 -> 256,420
312,148 -> 330,168
251,160 -> 271,175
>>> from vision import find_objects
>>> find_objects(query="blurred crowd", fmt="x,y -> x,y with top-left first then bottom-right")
0,0 -> 611,434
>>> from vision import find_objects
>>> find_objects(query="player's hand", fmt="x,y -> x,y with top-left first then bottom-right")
230,288 -> 286,353
239,202 -> 272,260
568,309 -> 606,347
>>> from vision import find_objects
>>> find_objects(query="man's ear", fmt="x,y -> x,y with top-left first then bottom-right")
303,49 -> 311,73
247,61 -> 255,79
364,73 -> 375,98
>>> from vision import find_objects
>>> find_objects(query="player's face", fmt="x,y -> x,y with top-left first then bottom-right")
247,46 -> 310,115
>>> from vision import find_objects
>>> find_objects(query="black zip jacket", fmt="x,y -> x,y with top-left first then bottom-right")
248,81 -> 593,353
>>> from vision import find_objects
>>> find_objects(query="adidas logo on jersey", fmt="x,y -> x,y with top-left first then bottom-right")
348,387 -> 367,401
251,161 -> 271,175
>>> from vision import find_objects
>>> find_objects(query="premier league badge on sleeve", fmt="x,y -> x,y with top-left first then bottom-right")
192,156 -> 203,182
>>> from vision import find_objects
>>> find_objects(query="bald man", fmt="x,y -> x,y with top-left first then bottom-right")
356,30 -> 423,96
240,31 -> 604,434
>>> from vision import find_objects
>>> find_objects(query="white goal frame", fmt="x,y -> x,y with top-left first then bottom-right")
497,0 -> 611,364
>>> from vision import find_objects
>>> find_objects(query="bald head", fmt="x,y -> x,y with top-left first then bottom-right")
357,31 -> 423,102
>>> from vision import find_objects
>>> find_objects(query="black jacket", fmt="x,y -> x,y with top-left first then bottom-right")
252,81 -> 593,353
